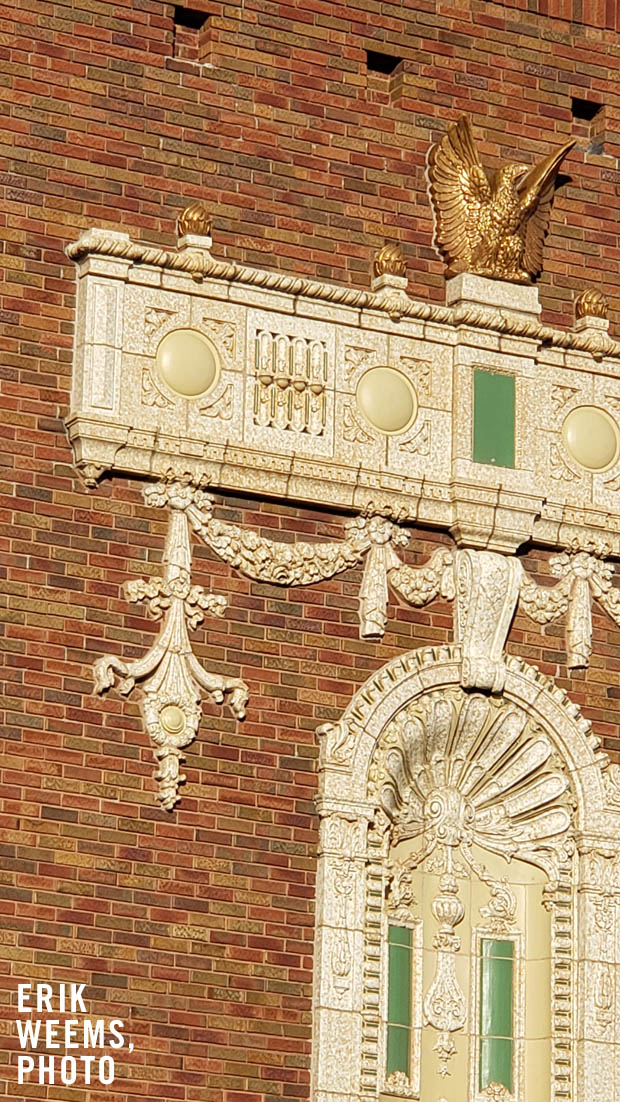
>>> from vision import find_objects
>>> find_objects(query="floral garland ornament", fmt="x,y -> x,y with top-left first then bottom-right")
94,478 -> 248,810
519,537 -> 618,669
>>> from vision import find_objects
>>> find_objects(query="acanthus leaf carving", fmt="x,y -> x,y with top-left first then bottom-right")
199,382 -> 233,420
330,857 -> 355,997
400,419 -> 430,456
453,550 -> 522,692
142,364 -> 173,408
383,1070 -> 415,1098
93,483 -> 248,810
343,344 -> 375,384
317,719 -> 357,769
423,873 -> 467,1076
550,441 -> 580,482
386,861 -> 416,925
399,354 -> 431,396
551,383 -> 578,416
343,400 -> 374,442
202,317 -> 235,357
144,305 -> 176,339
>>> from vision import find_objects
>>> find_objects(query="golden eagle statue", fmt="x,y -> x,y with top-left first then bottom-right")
428,116 -> 575,283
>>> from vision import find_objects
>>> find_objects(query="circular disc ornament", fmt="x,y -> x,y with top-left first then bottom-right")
159,705 -> 186,735
355,366 -> 417,435
156,329 -> 219,398
562,405 -> 620,472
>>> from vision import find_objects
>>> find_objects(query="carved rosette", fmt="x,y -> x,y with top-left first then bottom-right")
93,480 -> 248,810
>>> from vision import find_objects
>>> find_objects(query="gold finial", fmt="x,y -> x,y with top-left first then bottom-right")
427,115 -> 575,283
373,243 -> 407,279
575,288 -> 608,320
177,201 -> 211,238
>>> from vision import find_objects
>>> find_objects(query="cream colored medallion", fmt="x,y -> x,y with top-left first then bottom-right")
156,329 -> 219,398
562,405 -> 620,472
159,704 -> 186,735
356,366 -> 417,434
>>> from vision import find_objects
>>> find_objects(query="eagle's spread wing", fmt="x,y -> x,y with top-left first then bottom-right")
428,116 -> 492,270
518,139 -> 575,277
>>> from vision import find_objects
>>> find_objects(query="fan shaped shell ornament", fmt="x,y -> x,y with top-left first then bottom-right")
371,688 -> 573,881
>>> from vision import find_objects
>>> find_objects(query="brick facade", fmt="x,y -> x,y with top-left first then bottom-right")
2,1 -> 620,1100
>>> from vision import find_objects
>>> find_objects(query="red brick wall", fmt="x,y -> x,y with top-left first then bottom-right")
2,1 -> 620,1100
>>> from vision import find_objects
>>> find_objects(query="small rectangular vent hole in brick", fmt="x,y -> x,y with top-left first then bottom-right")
173,6 -> 212,63
571,97 -> 603,122
366,50 -> 402,75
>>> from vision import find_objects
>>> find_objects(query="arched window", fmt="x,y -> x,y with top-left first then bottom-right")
313,648 -> 620,1102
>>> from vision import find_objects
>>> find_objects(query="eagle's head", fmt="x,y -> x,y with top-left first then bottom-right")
498,162 -> 530,190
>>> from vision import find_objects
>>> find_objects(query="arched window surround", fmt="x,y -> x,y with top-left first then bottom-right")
313,645 -> 620,1102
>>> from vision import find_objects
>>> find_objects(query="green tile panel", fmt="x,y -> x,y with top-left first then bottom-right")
473,368 -> 515,468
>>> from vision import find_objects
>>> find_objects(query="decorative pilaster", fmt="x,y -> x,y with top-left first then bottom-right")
313,808 -> 371,1102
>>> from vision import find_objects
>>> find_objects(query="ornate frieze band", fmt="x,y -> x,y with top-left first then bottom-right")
67,217 -> 620,558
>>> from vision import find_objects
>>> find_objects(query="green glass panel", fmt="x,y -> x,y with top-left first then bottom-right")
480,1037 -> 513,1092
387,925 -> 412,1077
473,369 -> 515,468
386,1024 -> 410,1076
388,925 -> 413,947
482,939 -> 514,960
388,943 -> 411,1026
479,938 -> 514,1092
481,955 -> 513,1037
